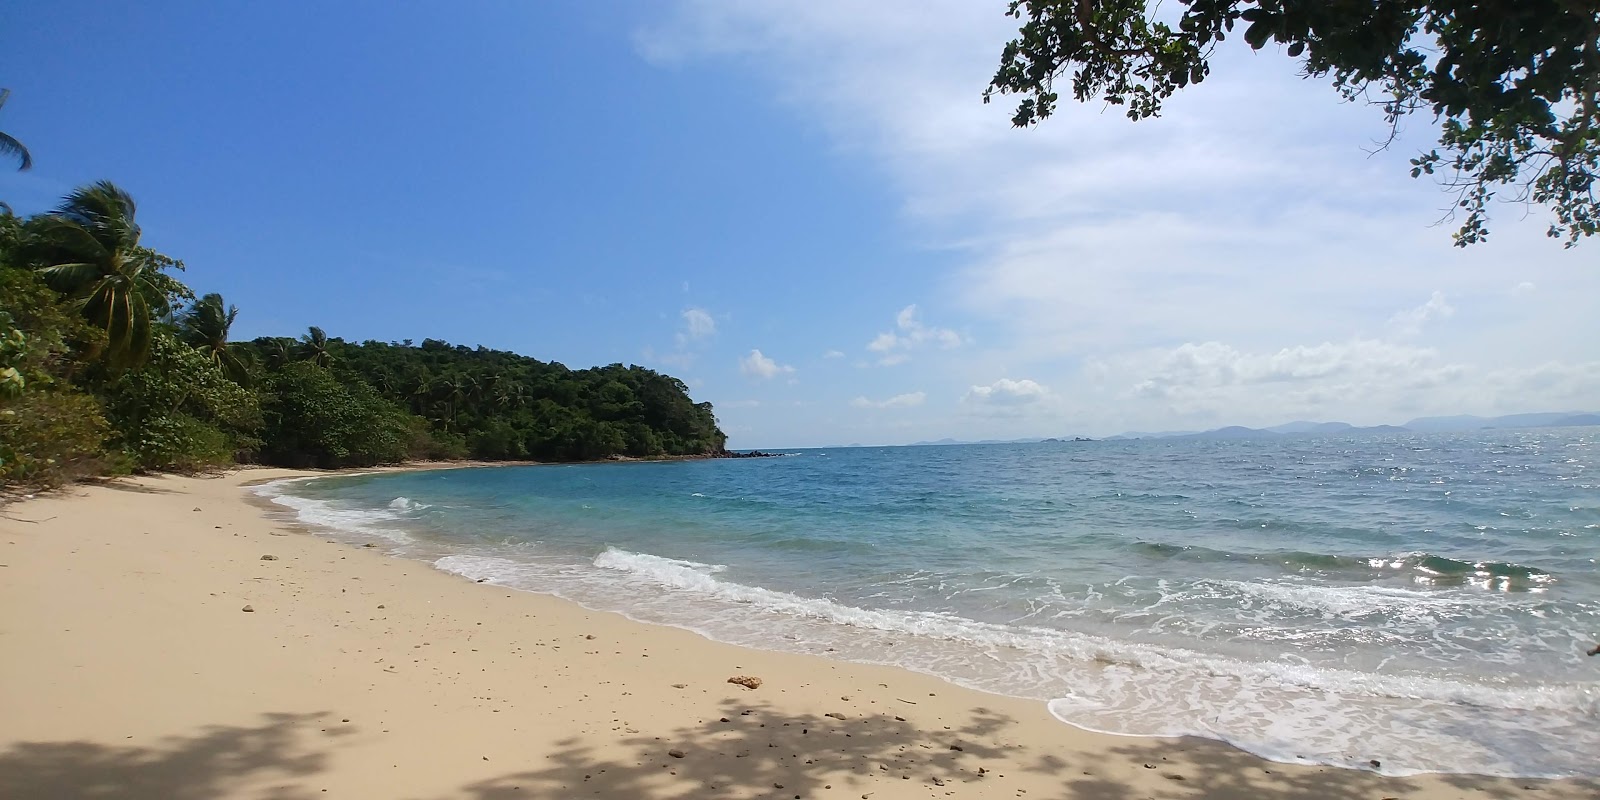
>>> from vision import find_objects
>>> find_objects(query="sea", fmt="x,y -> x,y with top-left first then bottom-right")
253,429 -> 1600,778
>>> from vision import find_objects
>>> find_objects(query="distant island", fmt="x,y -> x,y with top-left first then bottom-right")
900,411 -> 1600,447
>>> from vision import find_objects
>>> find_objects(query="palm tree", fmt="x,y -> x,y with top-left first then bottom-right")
405,371 -> 435,415
298,326 -> 331,368
32,182 -> 166,368
178,293 -> 250,385
263,338 -> 294,370
0,89 -> 31,171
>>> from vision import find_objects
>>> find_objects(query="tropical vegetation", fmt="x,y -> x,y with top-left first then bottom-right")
0,180 -> 727,490
986,1 -> 1600,247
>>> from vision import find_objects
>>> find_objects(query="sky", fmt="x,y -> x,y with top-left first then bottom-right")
1,1 -> 1596,448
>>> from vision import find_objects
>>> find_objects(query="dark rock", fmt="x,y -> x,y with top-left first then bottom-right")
260,555 -> 278,561
719,450 -> 782,459
668,749 -> 685,759
241,605 -> 254,612
825,712 -> 847,720
1370,759 -> 1382,769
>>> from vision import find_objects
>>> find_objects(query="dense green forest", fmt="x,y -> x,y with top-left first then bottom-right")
0,181 -> 727,489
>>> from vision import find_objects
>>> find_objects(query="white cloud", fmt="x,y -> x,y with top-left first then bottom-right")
654,306 -> 719,367
681,307 -> 717,341
1386,291 -> 1454,337
963,378 -> 1049,406
644,2 -> 1600,443
866,304 -> 963,364
740,349 -> 795,379
823,349 -> 846,359
851,391 -> 927,409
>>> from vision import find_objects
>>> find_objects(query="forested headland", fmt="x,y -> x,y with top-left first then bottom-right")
0,182 -> 727,490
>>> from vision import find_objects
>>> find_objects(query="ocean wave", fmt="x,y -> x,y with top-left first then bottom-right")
388,496 -> 432,512
587,548 -> 1590,713
1134,541 -> 1555,589
250,479 -> 414,543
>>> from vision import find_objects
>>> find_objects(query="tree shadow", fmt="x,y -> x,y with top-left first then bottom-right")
0,712 -> 349,800
1056,737 -> 1600,800
440,699 -> 1598,800
79,477 -> 180,495
447,699 -> 1020,799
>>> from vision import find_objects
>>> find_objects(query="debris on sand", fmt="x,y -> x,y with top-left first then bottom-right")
727,675 -> 763,690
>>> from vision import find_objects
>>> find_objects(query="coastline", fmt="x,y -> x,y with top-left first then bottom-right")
1,467 -> 1593,799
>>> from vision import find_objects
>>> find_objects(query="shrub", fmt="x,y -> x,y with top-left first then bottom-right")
0,390 -> 111,489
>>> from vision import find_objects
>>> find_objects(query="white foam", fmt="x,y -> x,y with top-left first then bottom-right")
240,481 -> 1600,779
564,547 -> 1600,776
388,496 -> 431,512
434,554 -> 534,584
586,549 -> 1591,712
250,478 -> 413,543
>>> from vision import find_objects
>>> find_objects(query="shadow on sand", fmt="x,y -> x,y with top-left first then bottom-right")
0,712 -> 345,800
1,703 -> 1591,800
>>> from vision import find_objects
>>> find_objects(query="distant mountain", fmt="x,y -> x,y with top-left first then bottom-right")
1357,425 -> 1411,434
1404,411 -> 1598,432
898,410 -> 1596,450
1106,430 -> 1200,440
1266,421 -> 1355,434
910,437 -> 1050,446
1551,413 -> 1600,427
1175,425 -> 1280,440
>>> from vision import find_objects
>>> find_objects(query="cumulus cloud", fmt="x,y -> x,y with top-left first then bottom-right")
1386,292 -> 1455,337
963,378 -> 1050,406
740,349 -> 795,379
866,304 -> 963,364
1511,281 -> 1537,296
681,307 -> 717,341
850,391 -> 927,409
643,2 -> 1600,442
656,306 -> 719,367
823,349 -> 846,359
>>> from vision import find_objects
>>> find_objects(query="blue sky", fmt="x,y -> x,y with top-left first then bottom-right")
3,2 -> 1596,448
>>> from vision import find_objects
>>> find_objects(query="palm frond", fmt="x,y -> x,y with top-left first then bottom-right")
35,261 -> 106,294
30,215 -> 111,262
0,89 -> 29,172
53,181 -> 140,249
0,132 -> 30,172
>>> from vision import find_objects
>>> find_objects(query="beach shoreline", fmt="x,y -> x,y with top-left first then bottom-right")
1,467 -> 1593,799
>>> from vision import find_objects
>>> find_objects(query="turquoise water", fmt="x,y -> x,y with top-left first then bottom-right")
258,430 -> 1600,777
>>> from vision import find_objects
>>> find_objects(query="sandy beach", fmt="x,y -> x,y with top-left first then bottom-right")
1,467 -> 1593,800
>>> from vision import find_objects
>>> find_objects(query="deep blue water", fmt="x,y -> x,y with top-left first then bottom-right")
258,430 -> 1600,777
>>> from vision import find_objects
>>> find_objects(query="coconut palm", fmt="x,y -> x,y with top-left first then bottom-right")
179,293 -> 250,385
298,326 -> 331,368
32,181 -> 167,368
0,89 -> 31,171
262,338 -> 294,369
